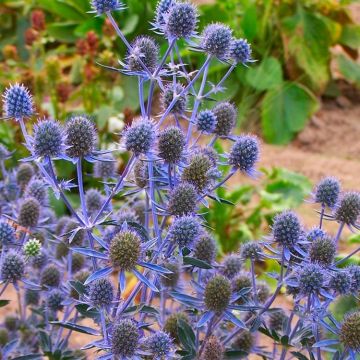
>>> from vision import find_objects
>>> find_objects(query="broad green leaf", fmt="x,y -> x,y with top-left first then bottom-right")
47,23 -> 78,43
183,256 -> 212,269
0,300 -> 10,307
241,4 -> 258,41
122,14 -> 140,36
340,24 -> 360,49
261,82 -> 319,144
337,54 -> 360,87
37,0 -> 86,21
281,8 -> 332,91
246,57 -> 283,91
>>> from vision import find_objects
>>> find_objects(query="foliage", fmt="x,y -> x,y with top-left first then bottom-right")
199,0 -> 360,144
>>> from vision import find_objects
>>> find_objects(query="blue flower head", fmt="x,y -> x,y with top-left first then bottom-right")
229,135 -> 260,176
200,23 -> 232,59
164,2 -> 198,39
197,109 -> 217,134
2,84 -> 34,119
314,177 -> 340,208
230,38 -> 253,65
90,0 -> 125,15
33,119 -> 65,159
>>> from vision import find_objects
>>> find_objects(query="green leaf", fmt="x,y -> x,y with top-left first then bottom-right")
291,352 -> 310,360
0,300 -> 10,307
122,14 -> 139,35
50,321 -> 100,335
241,4 -> 258,41
75,304 -> 100,320
246,57 -> 283,91
178,319 -> 196,352
337,54 -> 360,87
37,0 -> 86,21
183,256 -> 213,269
282,8 -> 332,91
261,82 -> 319,144
340,24 -> 360,49
47,23 -> 78,43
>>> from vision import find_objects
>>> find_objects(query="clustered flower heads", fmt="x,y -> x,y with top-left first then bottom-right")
0,1 -> 358,359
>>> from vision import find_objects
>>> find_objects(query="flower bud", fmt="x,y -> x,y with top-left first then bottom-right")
158,126 -> 185,164
168,182 -> 197,216
89,278 -> 114,308
2,84 -> 33,119
111,319 -> 139,357
201,23 -> 232,59
204,275 -> 231,313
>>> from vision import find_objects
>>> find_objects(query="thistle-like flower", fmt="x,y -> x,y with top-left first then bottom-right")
202,336 -> 224,360
2,84 -> 33,119
0,222 -> 16,245
221,254 -> 242,279
313,177 -> 340,209
18,197 -> 40,228
196,109 -> 217,134
23,238 -> 41,257
193,234 -> 217,264
309,235 -> 336,266
334,192 -> 360,228
65,115 -> 97,159
111,319 -> 139,357
146,331 -> 173,358
200,23 -> 232,59
158,126 -> 185,164
127,36 -> 159,74
272,210 -> 301,247
340,312 -> 360,352
204,275 -> 231,313
229,135 -> 259,176
161,84 -> 188,116
89,278 -> 114,308
230,38 -> 253,65
32,119 -> 65,159
168,215 -> 201,248
90,0 -> 125,15
168,182 -> 197,216
213,102 -> 237,137
1,251 -> 25,282
41,264 -> 61,287
123,118 -> 156,155
164,2 -> 198,39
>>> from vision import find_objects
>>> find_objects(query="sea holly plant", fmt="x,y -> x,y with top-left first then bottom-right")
0,1 -> 359,360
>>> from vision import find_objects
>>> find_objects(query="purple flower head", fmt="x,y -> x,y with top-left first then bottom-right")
193,234 -> 217,264
158,126 -> 186,164
314,177 -> 340,208
90,0 -> 125,15
146,331 -> 173,358
229,135 -> 260,176
329,271 -> 352,295
213,102 -> 237,137
65,115 -> 97,159
33,119 -> 65,159
0,222 -> 16,245
168,215 -> 201,248
168,182 -> 197,216
196,109 -> 217,134
1,251 -> 25,282
89,278 -> 114,308
297,263 -> 325,295
161,83 -> 188,115
111,319 -> 139,357
154,0 -> 176,29
272,210 -> 302,247
334,191 -> 360,227
2,84 -> 33,119
204,275 -> 232,313
200,23 -> 233,59
230,38 -> 253,65
123,117 -> 156,155
340,311 -> 360,352
164,2 -> 198,39
127,36 -> 159,74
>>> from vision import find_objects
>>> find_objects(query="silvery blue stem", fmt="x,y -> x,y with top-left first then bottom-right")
319,204 -> 325,229
335,246 -> 360,265
335,222 -> 345,246
46,157 -> 84,225
147,158 -> 161,245
0,282 -> 8,297
208,135 -> 218,147
186,58 -> 211,143
174,43 -> 196,94
93,154 -> 136,224
101,310 -> 109,344
250,259 -> 258,305
139,77 -> 146,117
106,12 -> 152,77
158,55 -> 212,127
76,158 -> 89,225
203,63 -> 236,98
